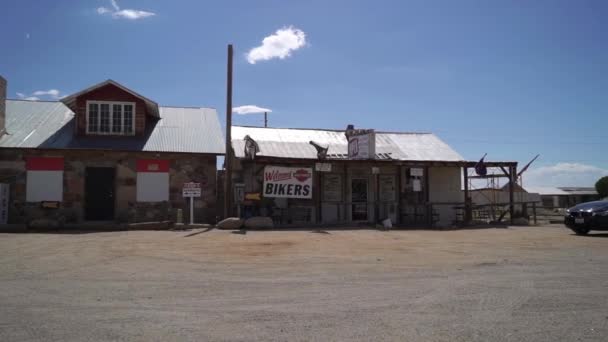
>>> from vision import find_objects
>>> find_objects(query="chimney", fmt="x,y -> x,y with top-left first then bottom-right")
0,76 -> 6,137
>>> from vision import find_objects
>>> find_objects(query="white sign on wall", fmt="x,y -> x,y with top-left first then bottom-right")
182,182 -> 202,197
410,168 -> 424,177
263,166 -> 313,199
315,163 -> 332,172
26,171 -> 63,202
137,173 -> 169,202
347,131 -> 376,160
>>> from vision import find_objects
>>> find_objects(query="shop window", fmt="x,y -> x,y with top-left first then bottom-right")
26,157 -> 64,202
322,174 -> 342,201
136,159 -> 169,202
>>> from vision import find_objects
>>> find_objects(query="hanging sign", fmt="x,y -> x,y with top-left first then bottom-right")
263,166 -> 313,199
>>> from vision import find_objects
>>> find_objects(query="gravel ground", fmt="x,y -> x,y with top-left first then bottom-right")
0,225 -> 607,341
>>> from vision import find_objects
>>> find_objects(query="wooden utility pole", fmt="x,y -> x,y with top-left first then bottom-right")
264,112 -> 268,127
224,44 -> 234,218
509,165 -> 515,225
463,166 -> 470,224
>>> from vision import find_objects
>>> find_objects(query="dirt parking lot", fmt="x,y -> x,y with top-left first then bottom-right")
1,225 -> 607,341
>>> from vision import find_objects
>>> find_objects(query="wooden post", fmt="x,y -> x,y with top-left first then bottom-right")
223,44 -> 234,219
463,165 -> 470,224
343,164 -> 349,223
396,165 -> 402,225
424,166 -> 431,227
509,165 -> 515,225
264,112 -> 268,127
374,171 -> 379,224
532,202 -> 537,225
316,171 -> 322,224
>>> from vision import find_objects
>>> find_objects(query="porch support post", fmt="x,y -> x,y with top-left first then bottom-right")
424,166 -> 431,227
463,166 -> 471,224
509,165 -> 515,225
315,171 -> 322,224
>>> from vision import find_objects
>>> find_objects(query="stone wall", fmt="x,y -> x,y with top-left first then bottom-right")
0,148 -> 217,224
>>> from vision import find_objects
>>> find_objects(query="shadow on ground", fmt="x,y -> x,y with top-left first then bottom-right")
571,233 -> 608,238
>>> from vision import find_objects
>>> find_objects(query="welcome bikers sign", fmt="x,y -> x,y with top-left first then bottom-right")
263,166 -> 313,199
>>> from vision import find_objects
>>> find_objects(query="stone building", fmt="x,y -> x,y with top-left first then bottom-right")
229,125 -> 518,227
0,78 -> 224,224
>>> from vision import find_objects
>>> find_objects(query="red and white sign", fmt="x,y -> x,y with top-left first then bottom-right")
136,159 -> 170,173
183,182 -> 201,197
347,131 -> 376,160
263,166 -> 313,199
26,157 -> 64,202
136,159 -> 169,202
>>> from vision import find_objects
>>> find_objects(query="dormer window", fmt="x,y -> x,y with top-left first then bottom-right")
86,101 -> 135,135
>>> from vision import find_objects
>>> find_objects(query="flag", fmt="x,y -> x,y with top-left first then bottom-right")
474,154 -> 487,176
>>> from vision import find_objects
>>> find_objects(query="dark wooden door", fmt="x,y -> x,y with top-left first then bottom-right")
351,178 -> 368,221
85,167 -> 115,221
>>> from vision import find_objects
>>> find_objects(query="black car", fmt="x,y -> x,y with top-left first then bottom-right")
564,200 -> 608,235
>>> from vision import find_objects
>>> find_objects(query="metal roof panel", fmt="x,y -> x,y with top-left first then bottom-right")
0,100 -> 225,154
232,126 -> 463,162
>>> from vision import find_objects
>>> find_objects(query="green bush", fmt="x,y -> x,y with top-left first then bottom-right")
596,176 -> 608,198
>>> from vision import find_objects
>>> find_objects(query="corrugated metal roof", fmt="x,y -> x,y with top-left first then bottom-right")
558,187 -> 598,195
0,100 -> 225,154
524,186 -> 569,196
232,126 -> 464,162
524,186 -> 598,196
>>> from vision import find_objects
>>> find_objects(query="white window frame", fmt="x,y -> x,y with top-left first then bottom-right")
86,100 -> 136,136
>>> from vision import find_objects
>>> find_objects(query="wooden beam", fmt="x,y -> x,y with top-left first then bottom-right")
468,174 -> 510,179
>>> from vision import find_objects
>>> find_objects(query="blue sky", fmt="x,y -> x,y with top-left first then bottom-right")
1,0 -> 607,186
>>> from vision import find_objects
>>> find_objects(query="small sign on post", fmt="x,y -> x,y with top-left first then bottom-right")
182,182 -> 201,225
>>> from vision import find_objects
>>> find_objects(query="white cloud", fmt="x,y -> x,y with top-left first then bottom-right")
246,26 -> 307,64
32,89 -> 61,98
97,0 -> 155,20
233,105 -> 272,115
524,163 -> 608,187
17,89 -> 63,101
113,9 -> 155,19
16,93 -> 40,101
97,7 -> 111,14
